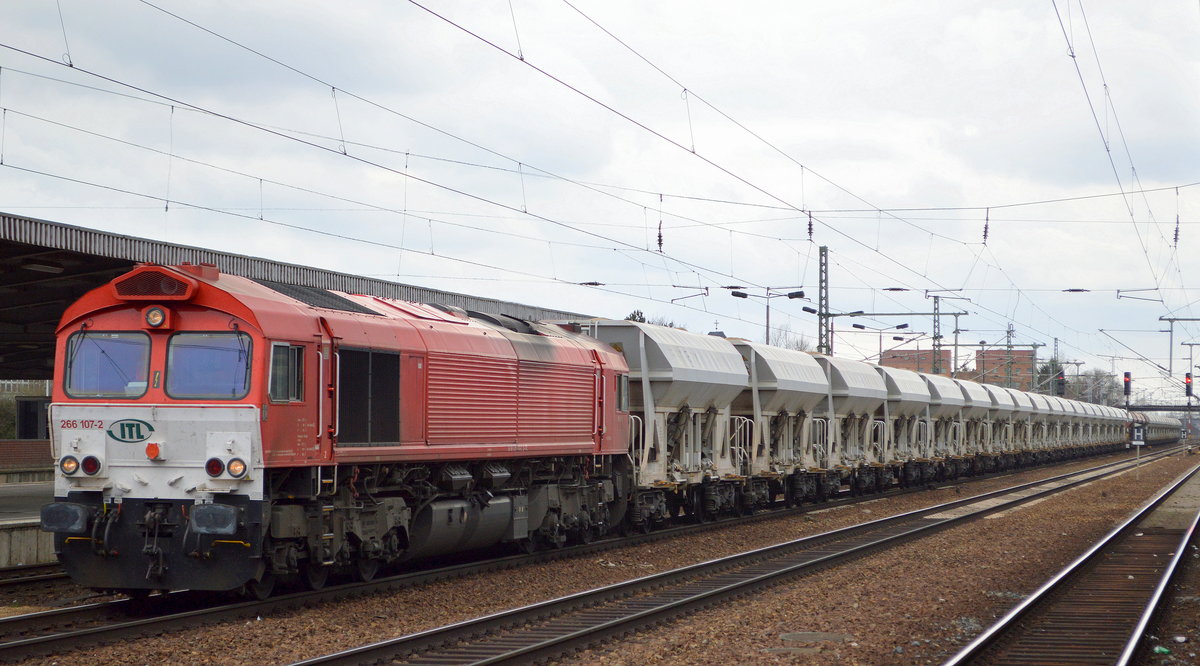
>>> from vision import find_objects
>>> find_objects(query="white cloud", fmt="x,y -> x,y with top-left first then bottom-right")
0,0 -> 1197,396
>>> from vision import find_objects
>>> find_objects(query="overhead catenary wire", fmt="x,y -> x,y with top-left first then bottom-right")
0,4 -> 1184,376
0,160 -> 801,332
452,0 -> 1171,368
2,64 -> 1194,233
0,45 -> 1108,369
0,41 -> 778,298
1050,0 -> 1160,292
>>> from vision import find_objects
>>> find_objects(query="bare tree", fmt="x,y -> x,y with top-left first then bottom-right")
771,321 -> 812,352
625,310 -> 683,329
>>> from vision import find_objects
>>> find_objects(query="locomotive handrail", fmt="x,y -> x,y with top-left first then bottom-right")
332,351 -> 340,438
628,415 -> 643,487
317,350 -> 324,443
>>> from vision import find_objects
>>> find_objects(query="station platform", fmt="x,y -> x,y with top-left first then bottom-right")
0,439 -> 52,484
0,482 -> 55,567
1142,464 -> 1200,529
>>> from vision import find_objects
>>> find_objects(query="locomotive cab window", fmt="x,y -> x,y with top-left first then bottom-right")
269,343 -> 305,402
64,331 -> 151,398
166,332 -> 252,400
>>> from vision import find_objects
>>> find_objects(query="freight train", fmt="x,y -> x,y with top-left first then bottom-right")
39,263 -> 1180,597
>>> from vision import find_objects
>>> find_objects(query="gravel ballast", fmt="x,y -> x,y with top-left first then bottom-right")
18,450 -> 1195,665
575,454 -> 1195,665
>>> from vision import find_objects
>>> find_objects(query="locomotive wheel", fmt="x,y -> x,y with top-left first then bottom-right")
246,573 -> 276,600
518,538 -> 538,554
303,562 -> 330,590
353,557 -> 381,583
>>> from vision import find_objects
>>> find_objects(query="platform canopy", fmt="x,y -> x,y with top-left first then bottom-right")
0,212 -> 587,379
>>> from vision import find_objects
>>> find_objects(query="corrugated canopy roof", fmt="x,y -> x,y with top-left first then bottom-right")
0,212 -> 588,379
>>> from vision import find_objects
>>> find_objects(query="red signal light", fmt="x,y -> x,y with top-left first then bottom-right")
81,455 -> 101,475
205,457 -> 225,477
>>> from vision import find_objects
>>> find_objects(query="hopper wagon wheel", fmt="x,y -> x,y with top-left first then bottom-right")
304,561 -> 330,590
353,557 -> 381,582
245,572 -> 276,600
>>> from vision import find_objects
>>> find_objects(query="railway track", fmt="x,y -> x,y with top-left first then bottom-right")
0,563 -> 66,588
291,448 -> 1190,665
945,462 -> 1200,665
0,446 -> 1177,662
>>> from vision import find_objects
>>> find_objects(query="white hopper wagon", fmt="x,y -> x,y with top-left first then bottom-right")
921,373 -> 965,460
875,365 -> 933,486
951,379 -> 992,476
981,384 -> 1017,467
729,341 -> 827,474
1004,388 -> 1037,461
579,320 -> 748,524
815,355 -> 887,494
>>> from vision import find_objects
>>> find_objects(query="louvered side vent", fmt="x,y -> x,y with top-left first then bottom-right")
111,268 -> 197,301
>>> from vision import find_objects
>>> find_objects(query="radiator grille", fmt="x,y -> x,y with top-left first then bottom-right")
112,270 -> 193,300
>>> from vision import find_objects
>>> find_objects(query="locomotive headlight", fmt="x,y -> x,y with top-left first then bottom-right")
145,306 -> 166,327
59,456 -> 79,475
226,458 -> 247,478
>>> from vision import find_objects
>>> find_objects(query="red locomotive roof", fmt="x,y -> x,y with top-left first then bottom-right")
60,262 -> 626,370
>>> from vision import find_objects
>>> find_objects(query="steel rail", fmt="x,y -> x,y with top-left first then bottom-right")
0,564 -> 67,588
0,445 -> 1175,661
945,461 -> 1200,666
1116,492 -> 1200,664
291,449 -> 1183,665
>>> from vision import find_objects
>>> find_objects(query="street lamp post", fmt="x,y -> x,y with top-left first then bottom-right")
731,287 -> 806,346
850,322 -> 911,360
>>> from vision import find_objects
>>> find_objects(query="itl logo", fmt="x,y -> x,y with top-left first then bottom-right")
106,419 -> 155,443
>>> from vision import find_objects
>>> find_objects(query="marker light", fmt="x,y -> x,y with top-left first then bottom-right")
205,457 -> 225,477
226,458 -> 247,478
59,456 -> 79,475
145,442 -> 162,461
81,455 -> 101,475
145,306 -> 166,327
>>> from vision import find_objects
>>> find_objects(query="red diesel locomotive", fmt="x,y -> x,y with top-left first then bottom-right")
40,263 -> 632,596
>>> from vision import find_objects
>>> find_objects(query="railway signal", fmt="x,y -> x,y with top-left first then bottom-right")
1187,373 -> 1194,397
1054,370 -> 1066,397
1123,372 -> 1131,396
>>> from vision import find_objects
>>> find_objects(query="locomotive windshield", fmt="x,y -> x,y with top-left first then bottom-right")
166,332 -> 252,399
64,331 -> 151,398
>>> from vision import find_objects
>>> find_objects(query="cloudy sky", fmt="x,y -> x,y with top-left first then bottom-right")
0,1 -> 1197,400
